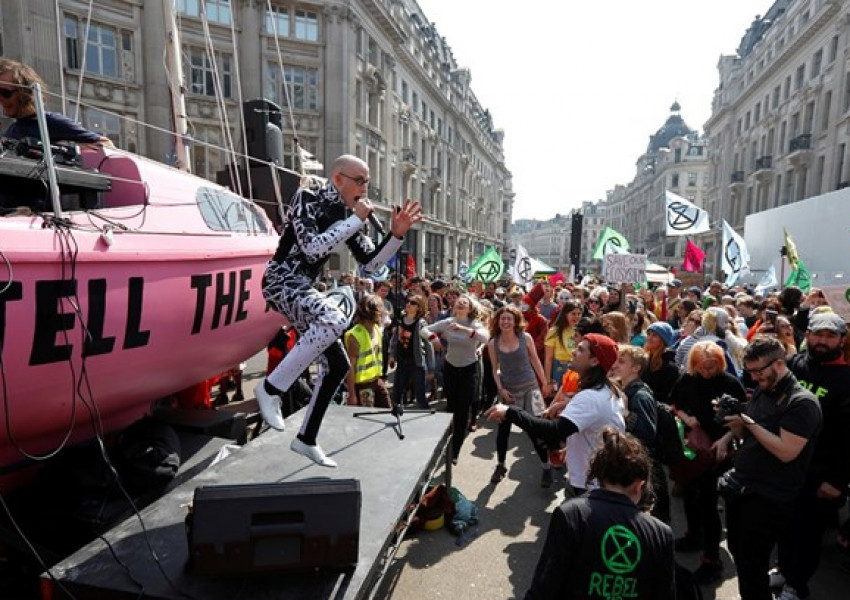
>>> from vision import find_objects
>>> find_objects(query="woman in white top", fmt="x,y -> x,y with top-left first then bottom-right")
420,294 -> 489,462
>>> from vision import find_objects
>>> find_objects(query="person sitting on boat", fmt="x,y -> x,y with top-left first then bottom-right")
256,154 -> 422,467
0,58 -> 113,147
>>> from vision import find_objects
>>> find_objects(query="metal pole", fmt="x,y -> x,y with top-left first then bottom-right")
32,83 -> 63,216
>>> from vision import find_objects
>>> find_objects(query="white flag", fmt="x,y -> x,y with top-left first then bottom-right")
665,191 -> 710,236
513,244 -> 534,286
755,265 -> 778,293
721,220 -> 750,286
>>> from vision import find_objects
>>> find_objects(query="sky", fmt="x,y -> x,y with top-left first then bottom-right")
417,0 -> 771,221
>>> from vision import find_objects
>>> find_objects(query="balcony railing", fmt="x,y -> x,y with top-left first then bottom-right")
730,171 -> 746,183
401,148 -> 417,163
789,134 -> 812,153
755,156 -> 772,170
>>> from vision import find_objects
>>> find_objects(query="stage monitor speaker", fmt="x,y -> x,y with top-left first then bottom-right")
569,212 -> 583,264
242,99 -> 283,163
188,478 -> 361,575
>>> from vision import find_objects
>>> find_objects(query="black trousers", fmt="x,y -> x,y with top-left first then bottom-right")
725,493 -> 793,600
777,483 -> 843,598
443,361 -> 478,460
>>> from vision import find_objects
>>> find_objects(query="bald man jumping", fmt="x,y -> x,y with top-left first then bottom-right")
257,155 -> 422,466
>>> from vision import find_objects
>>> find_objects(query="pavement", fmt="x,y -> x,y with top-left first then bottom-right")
369,410 -> 850,600
224,356 -> 850,599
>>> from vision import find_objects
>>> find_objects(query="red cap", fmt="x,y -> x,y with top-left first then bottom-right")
584,333 -> 618,373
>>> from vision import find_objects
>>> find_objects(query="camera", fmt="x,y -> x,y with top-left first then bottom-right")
713,394 -> 743,425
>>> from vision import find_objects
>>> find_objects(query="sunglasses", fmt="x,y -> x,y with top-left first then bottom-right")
0,88 -> 17,99
339,172 -> 370,186
406,299 -> 418,305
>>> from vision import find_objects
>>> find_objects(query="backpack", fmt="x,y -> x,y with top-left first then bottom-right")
654,401 -> 685,466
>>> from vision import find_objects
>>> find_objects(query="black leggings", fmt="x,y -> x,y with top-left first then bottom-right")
443,361 -> 478,460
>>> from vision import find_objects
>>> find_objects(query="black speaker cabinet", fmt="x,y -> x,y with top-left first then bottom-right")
187,479 -> 361,575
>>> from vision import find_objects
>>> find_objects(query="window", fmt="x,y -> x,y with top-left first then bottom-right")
822,91 -> 832,131
795,64 -> 805,90
266,64 -> 318,111
64,16 -> 127,80
772,85 -> 780,109
294,10 -> 318,41
264,5 -> 289,36
783,76 -> 791,100
812,48 -> 823,78
830,35 -> 839,63
187,48 -> 232,97
688,172 -> 697,187
671,173 -> 679,188
176,0 -> 231,25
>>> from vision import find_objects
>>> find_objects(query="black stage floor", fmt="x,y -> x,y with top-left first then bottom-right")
44,404 -> 452,599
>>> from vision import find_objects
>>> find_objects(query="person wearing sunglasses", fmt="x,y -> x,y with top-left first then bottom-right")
256,154 -> 422,467
721,335 -> 821,600
0,58 -> 112,146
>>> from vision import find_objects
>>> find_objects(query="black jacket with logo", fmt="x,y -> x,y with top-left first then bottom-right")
526,489 -> 674,600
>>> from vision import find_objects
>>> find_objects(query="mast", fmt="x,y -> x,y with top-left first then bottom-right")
163,0 -> 191,172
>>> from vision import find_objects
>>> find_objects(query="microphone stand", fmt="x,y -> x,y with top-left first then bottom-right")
354,247 -> 433,440
353,402 -> 434,440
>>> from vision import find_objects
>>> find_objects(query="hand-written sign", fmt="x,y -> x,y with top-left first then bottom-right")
604,253 -> 647,284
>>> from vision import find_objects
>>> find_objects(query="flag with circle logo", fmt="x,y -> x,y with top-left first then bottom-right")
467,246 -> 504,283
665,191 -> 710,236
592,226 -> 630,260
721,220 -> 750,286
513,244 -> 534,286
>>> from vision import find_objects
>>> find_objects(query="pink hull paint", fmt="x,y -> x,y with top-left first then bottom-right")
0,147 -> 285,486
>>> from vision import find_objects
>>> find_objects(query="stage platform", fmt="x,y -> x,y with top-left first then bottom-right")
43,404 -> 452,599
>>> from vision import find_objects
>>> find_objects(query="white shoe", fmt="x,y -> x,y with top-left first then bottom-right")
291,438 -> 337,468
775,585 -> 801,600
768,567 -> 786,589
254,383 -> 285,431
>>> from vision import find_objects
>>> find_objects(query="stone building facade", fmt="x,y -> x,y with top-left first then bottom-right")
0,0 -> 513,278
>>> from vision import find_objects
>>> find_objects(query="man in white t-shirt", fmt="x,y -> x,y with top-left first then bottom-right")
486,333 -> 626,495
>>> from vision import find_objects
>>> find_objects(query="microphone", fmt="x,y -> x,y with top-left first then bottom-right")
367,211 -> 385,235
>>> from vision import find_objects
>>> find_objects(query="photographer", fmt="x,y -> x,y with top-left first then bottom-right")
772,312 -> 850,600
722,336 -> 821,600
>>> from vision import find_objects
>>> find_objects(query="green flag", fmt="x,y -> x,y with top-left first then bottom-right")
467,246 -> 504,283
592,226 -> 630,260
785,258 -> 812,292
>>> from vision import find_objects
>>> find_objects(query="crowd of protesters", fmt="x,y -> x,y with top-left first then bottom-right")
310,269 -> 849,600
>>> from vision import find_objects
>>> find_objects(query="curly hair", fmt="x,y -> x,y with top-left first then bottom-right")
489,304 -> 525,338
0,58 -> 45,113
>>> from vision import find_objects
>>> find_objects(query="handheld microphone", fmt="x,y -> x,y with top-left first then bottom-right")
368,211 -> 385,235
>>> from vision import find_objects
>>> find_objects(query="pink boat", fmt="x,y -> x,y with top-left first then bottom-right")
0,144 -> 284,488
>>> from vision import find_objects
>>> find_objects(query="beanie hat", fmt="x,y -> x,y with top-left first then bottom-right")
646,322 -> 675,348
523,282 -> 545,309
584,333 -> 619,373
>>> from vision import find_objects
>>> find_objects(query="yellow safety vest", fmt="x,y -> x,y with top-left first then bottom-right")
345,323 -> 383,384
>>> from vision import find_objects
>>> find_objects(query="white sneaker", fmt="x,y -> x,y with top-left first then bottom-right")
775,585 -> 801,600
291,438 -> 337,468
768,567 -> 786,588
254,383 -> 285,431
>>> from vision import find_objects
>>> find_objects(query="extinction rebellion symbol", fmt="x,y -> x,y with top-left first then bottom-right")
600,525 -> 642,574
604,237 -> 624,256
724,238 -> 742,276
517,257 -> 533,282
667,201 -> 700,231
477,259 -> 502,283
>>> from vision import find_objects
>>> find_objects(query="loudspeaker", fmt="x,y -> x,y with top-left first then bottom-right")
569,212 -> 583,264
242,99 -> 283,164
187,479 -> 361,575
